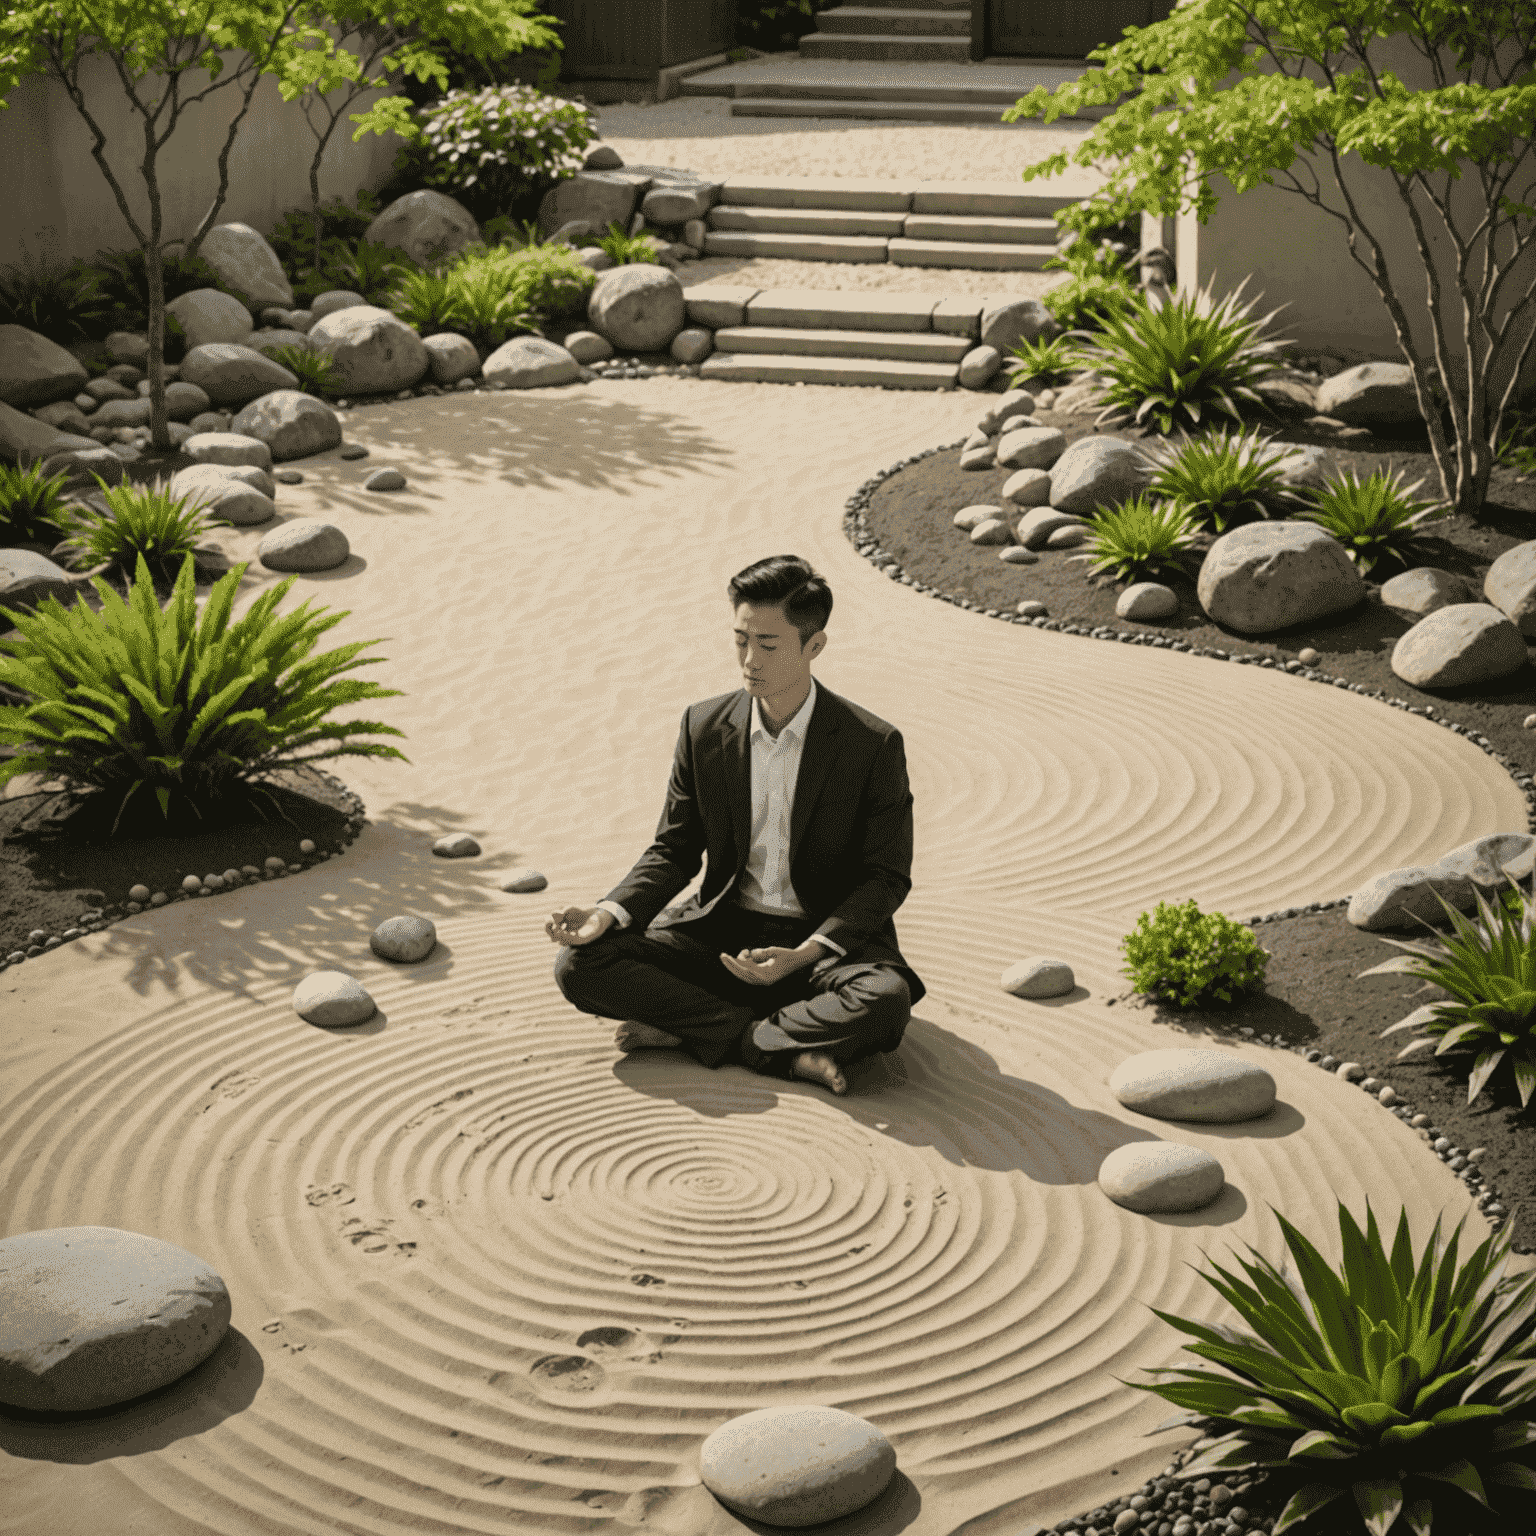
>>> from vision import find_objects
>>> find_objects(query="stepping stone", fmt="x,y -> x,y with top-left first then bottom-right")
292,971 -> 376,1027
1002,958 -> 1074,998
1109,1048 -> 1277,1123
0,1225 -> 231,1411
370,915 -> 437,964
1099,1142 -> 1226,1213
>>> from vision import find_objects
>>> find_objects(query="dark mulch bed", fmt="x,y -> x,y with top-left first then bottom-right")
864,399 -> 1536,1255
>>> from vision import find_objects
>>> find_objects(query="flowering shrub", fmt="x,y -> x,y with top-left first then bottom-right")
1121,898 -> 1269,1009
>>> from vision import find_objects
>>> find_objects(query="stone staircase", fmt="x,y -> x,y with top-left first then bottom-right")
701,175 -> 1084,272
800,0 -> 972,62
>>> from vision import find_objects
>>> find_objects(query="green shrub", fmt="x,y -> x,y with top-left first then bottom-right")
80,244 -> 232,338
267,188 -> 385,288
265,343 -> 339,398
495,242 -> 597,314
0,550 -> 408,835
0,247 -> 115,344
1077,494 -> 1206,584
596,220 -> 658,265
0,462 -> 76,546
1127,1196 -> 1536,1535
300,236 -> 423,309
49,473 -> 227,584
1291,464 -> 1456,577
1120,898 -> 1269,1009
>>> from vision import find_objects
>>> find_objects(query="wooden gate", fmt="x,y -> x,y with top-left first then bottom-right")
985,0 -> 1179,60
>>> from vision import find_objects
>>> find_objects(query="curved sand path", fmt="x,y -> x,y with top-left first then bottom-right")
1,377 -> 1529,1536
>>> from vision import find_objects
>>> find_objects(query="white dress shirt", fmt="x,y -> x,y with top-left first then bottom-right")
597,677 -> 846,958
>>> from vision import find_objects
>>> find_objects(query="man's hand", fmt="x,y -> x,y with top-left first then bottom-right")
720,945 -> 818,986
546,906 -> 616,946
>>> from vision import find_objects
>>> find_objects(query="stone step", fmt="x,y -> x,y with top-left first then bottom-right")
743,288 -> 953,331
799,34 -> 972,62
889,237 -> 1053,270
708,205 -> 909,237
729,96 -> 1016,125
700,352 -> 959,389
711,325 -> 973,363
702,230 -> 891,262
863,0 -> 970,7
901,212 -> 1059,244
817,7 -> 969,36
729,77 -> 1030,105
713,174 -> 1078,219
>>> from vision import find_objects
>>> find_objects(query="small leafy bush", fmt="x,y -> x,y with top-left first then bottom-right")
596,220 -> 657,265
1120,898 -> 1270,1009
1076,493 -> 1206,584
0,551 -> 408,834
265,343 -> 339,398
1009,329 -> 1100,389
386,265 -> 463,332
1366,866 -> 1536,1110
1290,464 -> 1456,577
267,189 -> 384,288
0,247 -> 116,344
496,242 -> 597,314
428,260 -> 540,353
1,462 -> 75,546
1128,1196 -> 1536,1536
309,236 -> 423,309
81,244 -> 232,336
49,473 -> 227,584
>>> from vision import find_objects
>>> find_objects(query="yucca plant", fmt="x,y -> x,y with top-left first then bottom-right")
49,473 -> 226,584
0,551 -> 408,834
1290,465 -> 1454,577
596,220 -> 658,265
1125,1197 -> 1536,1536
0,247 -> 115,343
1008,329 -> 1101,389
1,462 -> 76,546
1070,492 -> 1206,583
263,343 -> 338,398
1364,865 -> 1536,1111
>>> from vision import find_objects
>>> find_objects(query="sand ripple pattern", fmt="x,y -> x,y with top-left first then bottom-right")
0,381 -> 1520,1536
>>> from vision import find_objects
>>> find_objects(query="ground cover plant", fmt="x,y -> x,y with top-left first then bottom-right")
595,220 -> 660,266
0,462 -> 75,547
46,473 -> 230,588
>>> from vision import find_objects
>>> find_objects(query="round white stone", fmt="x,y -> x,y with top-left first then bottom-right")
1099,1142 -> 1225,1214
499,868 -> 548,892
128,883 -> 150,903
1109,1048 -> 1277,1123
370,914 -> 438,964
0,1225 -> 231,1411
1001,957 -> 1075,998
292,970 -> 376,1027
433,833 -> 481,858
699,1405 -> 897,1526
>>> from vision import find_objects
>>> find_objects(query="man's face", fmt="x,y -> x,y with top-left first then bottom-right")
734,602 -> 818,697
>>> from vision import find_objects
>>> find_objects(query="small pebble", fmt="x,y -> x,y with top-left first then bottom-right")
299,838 -> 315,854
433,832 -> 481,858
1378,1086 -> 1398,1106
28,929 -> 47,945
1410,1112 -> 1431,1127
128,883 -> 150,903
365,467 -> 406,491
1336,1061 -> 1364,1081
274,469 -> 303,484
126,901 -> 143,914
242,865 -> 260,876
264,856 -> 286,871
150,892 -> 168,907
181,874 -> 203,892
203,873 -> 225,891
499,867 -> 548,893
339,445 -> 369,460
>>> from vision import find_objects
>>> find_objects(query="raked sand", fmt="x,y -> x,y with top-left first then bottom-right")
1,377 -> 1531,1535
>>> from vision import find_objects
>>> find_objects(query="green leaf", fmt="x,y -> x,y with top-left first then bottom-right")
1350,1476 -> 1404,1536
1273,1482 -> 1348,1535
1416,1457 -> 1492,1510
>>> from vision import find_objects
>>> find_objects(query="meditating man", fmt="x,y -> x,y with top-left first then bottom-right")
548,554 -> 925,1096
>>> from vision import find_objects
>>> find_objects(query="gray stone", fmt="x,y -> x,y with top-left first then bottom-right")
1348,832 -> 1536,930
258,520 -> 350,572
195,222 -> 294,311
83,376 -> 136,403
1049,435 -> 1155,517
159,380 -> 213,422
1109,1047 -> 1277,1123
309,290 -> 368,321
1391,603 -> 1528,688
88,397 -> 153,430
185,431 -> 273,470
979,297 -> 1060,358
364,468 -> 406,491
1198,522 -> 1366,634
642,182 -> 719,225
482,335 -> 580,389
954,504 -> 1002,531
577,248 -> 615,273
1015,507 -> 1087,549
669,326 -> 713,365
548,219 -> 596,247
306,306 -> 430,396
959,442 -> 996,471
170,462 -> 275,502
970,517 -> 1012,546
1315,361 -> 1427,427
499,867 -> 548,892
976,389 -> 1036,436
1046,523 -> 1089,550
1001,957 -> 1075,998
699,1405 -> 897,1527
0,550 -> 77,618
365,189 -> 480,268
0,1225 -> 230,1412
32,400 -> 94,435
683,218 -> 707,251
166,288 -> 257,351
588,264 -> 686,352
230,390 -> 342,462
104,331 -> 149,365
245,328 -> 315,360
39,444 -> 128,490
958,344 -> 1001,389
292,970 -> 376,1027
0,325 -> 89,408
996,424 -> 1066,472
179,480 -> 276,528
422,332 -> 481,386
1484,540 -> 1536,636
1098,1142 -> 1226,1214
1117,582 -> 1179,620
1379,566 -> 1471,620
0,401 -> 117,467
538,170 -> 652,240
583,144 -> 623,170
1001,466 -> 1052,506
370,914 -> 438,964
433,833 -> 481,858
563,330 -> 613,364
178,343 -> 299,408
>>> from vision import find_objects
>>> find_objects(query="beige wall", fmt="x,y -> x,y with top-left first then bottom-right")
0,29 -> 411,277
1163,21 -> 1536,405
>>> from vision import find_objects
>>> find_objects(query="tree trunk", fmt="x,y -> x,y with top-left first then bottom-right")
141,104 -> 170,454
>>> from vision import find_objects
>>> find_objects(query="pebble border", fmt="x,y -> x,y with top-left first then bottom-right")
0,766 -> 366,970
844,437 -> 1533,1248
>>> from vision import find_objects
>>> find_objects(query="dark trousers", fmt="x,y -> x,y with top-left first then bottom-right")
553,901 -> 911,1078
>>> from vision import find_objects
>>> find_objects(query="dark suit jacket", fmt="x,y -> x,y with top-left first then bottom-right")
602,682 -> 926,1005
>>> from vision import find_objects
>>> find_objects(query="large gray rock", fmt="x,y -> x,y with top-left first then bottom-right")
481,335 -> 581,389
259,520 -> 350,572
0,549 -> 78,618
83,376 -> 136,403
1099,1142 -> 1225,1214
370,915 -> 438,964
39,443 -> 128,490
104,331 -> 150,365
1049,435 -> 1155,516
184,431 -> 273,470
292,970 -> 375,1027
0,325 -> 89,408
178,343 -> 299,408
87,397 -> 153,430
0,400 -> 98,466
1348,832 -> 1536,930
996,424 -> 1066,472
1315,361 -> 1426,426
1002,465 -> 1052,506
1390,603 -> 1528,688
587,264 -> 687,351
699,1405 -> 896,1526
166,288 -> 257,351
177,479 -> 276,528
422,332 -> 481,385
1484,540 -> 1536,637
1380,566 -> 1471,621
310,290 -> 368,321
980,297 -> 1060,358
195,222 -> 294,311
365,189 -> 480,268
32,399 -> 94,435
306,306 -> 430,395
1198,522 -> 1366,634
0,1225 -> 231,1412
641,181 -> 719,225
1109,1048 -> 1276,1123
231,390 -> 342,462
538,170 -> 652,239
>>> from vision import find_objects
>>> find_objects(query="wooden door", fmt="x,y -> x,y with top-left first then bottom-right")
986,1 -> 1179,60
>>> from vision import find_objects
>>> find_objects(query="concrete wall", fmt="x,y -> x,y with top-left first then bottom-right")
1165,22 -> 1536,405
0,29 -> 411,277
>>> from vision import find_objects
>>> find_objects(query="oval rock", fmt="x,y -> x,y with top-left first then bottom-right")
292,970 -> 375,1027
1001,957 -> 1075,998
499,868 -> 548,892
1099,1142 -> 1225,1214
370,914 -> 438,964
258,520 -> 349,572
700,1405 -> 896,1527
1109,1047 -> 1277,1123
433,833 -> 481,858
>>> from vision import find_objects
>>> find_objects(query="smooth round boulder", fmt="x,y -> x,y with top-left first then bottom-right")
1483,540 -> 1536,636
162,379 -> 213,422
563,329 -> 613,365
370,915 -> 438,964
499,867 -> 548,892
481,335 -> 580,390
306,305 -> 430,396
0,1225 -> 231,1411
258,520 -> 350,572
700,1406 -> 896,1527
669,326 -> 713,365
365,468 -> 406,492
1002,466 -> 1052,506
230,389 -> 342,462
166,287 -> 257,351
184,430 -> 273,470
292,970 -> 375,1027
958,344 -> 1002,388
421,331 -> 482,386
588,264 -> 687,351
1002,957 -> 1075,998
1099,1142 -> 1225,1213
177,343 -> 299,409
171,461 -> 276,501
182,480 -> 277,528
1197,521 -> 1366,634
1116,582 -> 1179,620
433,833 -> 481,858
1109,1048 -> 1277,1123
310,290 -> 368,321
1391,603 -> 1529,689
954,504 -> 1003,531
970,517 -> 1012,546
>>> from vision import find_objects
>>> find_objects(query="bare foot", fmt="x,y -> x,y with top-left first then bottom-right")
614,1021 -> 683,1053
791,1051 -> 847,1096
